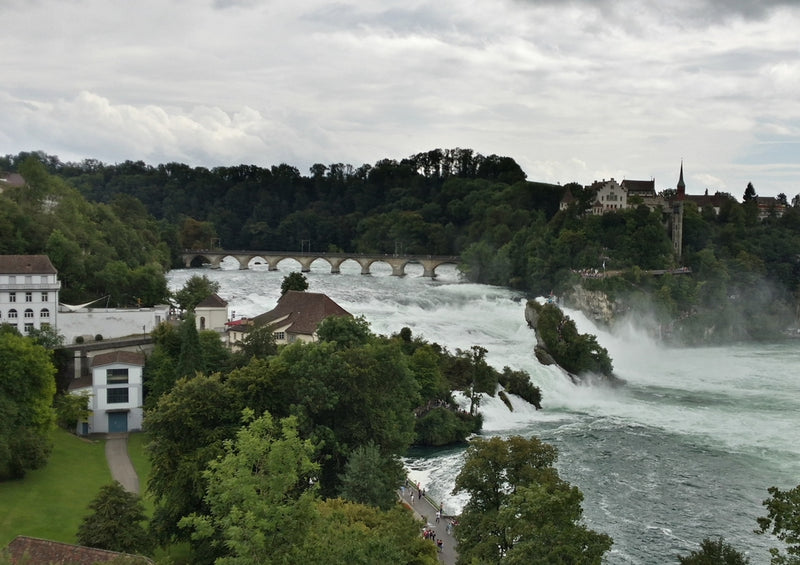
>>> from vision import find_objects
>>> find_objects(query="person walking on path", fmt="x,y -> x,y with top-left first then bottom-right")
399,483 -> 458,564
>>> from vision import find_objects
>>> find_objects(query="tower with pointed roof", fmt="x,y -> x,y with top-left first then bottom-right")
676,161 -> 686,201
671,162 -> 685,261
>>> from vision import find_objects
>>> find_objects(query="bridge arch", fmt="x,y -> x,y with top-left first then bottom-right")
179,250 -> 461,278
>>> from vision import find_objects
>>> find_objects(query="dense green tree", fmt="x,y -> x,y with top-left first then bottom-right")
198,330 -> 233,373
182,410 -> 437,565
76,481 -> 151,555
280,271 -> 309,295
54,391 -> 90,431
307,498 -> 438,565
173,274 -> 221,312
265,338 -> 418,496
453,435 -> 612,564
0,331 -> 56,479
316,314 -> 372,349
678,537 -> 750,564
756,484 -> 800,565
180,410 -> 320,565
175,314 -> 203,378
145,374 -> 244,546
233,323 -> 278,362
339,442 -> 405,510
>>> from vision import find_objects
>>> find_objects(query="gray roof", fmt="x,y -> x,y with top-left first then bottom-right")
196,292 -> 228,308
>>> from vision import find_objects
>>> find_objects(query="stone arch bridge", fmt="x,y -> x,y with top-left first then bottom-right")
180,250 -> 461,278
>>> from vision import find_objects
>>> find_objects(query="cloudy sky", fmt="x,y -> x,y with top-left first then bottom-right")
2,0 -> 799,198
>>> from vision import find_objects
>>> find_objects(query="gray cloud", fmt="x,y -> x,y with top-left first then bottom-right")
0,0 -> 798,197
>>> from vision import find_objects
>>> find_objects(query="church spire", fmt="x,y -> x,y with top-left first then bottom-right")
676,160 -> 686,201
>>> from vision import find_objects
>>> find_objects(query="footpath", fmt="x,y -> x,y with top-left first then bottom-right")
399,482 -> 458,565
104,433 -> 139,494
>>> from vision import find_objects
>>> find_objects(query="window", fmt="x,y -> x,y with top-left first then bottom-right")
25,292 -> 32,302
40,276 -> 47,284
24,309 -> 34,319
24,276 -> 32,284
106,368 -> 129,384
9,292 -> 15,303
8,309 -> 17,319
41,292 -> 48,302
273,331 -> 285,341
107,388 -> 129,404
24,323 -> 33,333
40,308 -> 50,318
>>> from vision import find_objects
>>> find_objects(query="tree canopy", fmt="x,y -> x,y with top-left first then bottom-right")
76,481 -> 152,555
0,329 -> 56,480
452,435 -> 612,564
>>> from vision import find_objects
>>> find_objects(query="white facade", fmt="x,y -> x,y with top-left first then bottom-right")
194,293 -> 229,333
72,351 -> 145,434
592,179 -> 627,214
58,305 -> 170,344
0,257 -> 61,334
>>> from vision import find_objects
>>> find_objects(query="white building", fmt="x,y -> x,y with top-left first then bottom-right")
70,350 -> 145,435
58,304 -> 170,344
0,255 -> 61,334
590,178 -> 627,214
195,293 -> 229,333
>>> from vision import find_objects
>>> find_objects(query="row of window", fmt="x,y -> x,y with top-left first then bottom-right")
3,292 -> 50,303
2,322 -> 49,333
1,275 -> 50,285
0,308 -> 50,319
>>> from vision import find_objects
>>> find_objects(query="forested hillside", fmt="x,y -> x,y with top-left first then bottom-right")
0,156 -> 171,305
2,149 -> 799,342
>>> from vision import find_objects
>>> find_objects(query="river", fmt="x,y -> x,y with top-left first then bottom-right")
167,260 -> 799,564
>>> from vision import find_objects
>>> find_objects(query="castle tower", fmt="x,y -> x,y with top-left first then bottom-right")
671,161 -> 685,261
676,161 -> 686,201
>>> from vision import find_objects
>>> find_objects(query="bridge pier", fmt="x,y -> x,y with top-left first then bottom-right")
327,257 -> 345,274
178,250 -> 460,278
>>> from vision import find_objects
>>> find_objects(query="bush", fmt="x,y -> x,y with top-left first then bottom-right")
414,407 -> 482,446
75,336 -> 84,344
94,334 -> 103,342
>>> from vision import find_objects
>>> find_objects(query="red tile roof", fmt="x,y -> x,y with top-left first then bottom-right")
5,536 -> 152,564
252,291 -> 351,336
0,255 -> 57,275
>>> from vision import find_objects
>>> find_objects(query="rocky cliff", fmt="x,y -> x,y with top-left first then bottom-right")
561,284 -> 616,326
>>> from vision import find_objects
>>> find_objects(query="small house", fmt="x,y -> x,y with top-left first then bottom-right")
228,291 -> 351,347
69,351 -> 145,435
195,292 -> 229,332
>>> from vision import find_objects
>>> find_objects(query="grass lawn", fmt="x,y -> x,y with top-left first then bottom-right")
0,428 -> 111,547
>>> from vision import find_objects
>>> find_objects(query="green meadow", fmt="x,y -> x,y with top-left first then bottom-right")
0,429 -> 111,546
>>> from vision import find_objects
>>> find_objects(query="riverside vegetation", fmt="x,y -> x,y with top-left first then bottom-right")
3,148 -> 800,342
2,149 -> 800,563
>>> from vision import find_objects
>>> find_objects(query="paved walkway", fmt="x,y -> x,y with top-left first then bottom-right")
399,483 -> 458,564
104,433 -> 139,494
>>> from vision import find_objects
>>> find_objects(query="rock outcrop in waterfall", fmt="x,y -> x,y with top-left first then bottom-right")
525,299 -> 622,385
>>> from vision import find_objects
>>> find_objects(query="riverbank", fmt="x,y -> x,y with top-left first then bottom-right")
399,480 -> 458,564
